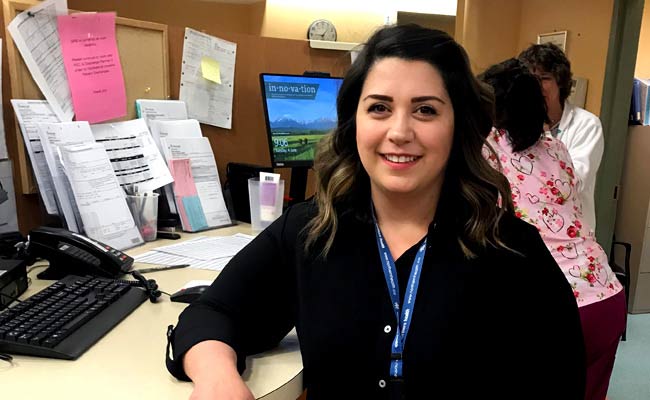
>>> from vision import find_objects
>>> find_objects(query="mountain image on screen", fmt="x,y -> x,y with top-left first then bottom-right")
271,117 -> 336,131
261,74 -> 342,165
269,117 -> 336,163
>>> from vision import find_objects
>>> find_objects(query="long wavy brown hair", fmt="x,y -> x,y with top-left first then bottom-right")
305,24 -> 513,258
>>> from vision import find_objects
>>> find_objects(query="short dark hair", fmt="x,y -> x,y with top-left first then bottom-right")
307,24 -> 514,257
518,43 -> 573,104
479,58 -> 548,152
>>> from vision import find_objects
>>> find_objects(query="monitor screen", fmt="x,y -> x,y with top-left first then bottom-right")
260,73 -> 343,167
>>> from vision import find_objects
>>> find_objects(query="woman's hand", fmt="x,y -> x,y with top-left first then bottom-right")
189,377 -> 254,400
184,340 -> 254,400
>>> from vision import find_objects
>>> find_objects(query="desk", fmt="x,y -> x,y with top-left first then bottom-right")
1,224 -> 304,400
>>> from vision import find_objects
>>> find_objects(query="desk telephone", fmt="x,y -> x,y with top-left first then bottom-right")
27,227 -> 134,280
0,228 -> 160,360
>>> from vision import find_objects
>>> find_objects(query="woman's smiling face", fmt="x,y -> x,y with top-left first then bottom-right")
355,57 -> 455,199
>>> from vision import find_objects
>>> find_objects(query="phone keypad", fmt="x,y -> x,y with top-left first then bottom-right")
59,243 -> 101,267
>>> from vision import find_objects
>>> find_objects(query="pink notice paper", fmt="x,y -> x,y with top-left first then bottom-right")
169,158 -> 199,196
57,12 -> 126,123
169,158 -> 207,231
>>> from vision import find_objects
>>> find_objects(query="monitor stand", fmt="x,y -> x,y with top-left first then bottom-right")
288,167 -> 308,206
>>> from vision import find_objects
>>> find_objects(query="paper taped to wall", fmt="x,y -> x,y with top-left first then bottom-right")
8,0 -> 74,121
179,28 -> 236,129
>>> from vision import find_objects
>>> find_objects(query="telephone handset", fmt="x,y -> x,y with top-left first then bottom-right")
27,227 -> 134,280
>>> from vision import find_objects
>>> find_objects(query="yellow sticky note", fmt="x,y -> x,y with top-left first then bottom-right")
201,56 -> 221,84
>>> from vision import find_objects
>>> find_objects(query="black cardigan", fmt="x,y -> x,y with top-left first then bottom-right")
167,200 -> 586,399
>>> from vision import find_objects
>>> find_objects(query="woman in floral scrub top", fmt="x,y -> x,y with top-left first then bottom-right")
480,59 -> 626,400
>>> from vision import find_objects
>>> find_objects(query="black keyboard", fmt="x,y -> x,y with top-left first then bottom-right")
0,275 -> 147,360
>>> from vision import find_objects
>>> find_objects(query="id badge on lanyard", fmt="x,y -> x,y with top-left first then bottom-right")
373,221 -> 427,379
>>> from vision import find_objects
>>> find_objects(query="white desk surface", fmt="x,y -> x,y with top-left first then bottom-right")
1,224 -> 304,400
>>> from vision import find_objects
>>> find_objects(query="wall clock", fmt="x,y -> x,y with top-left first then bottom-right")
307,19 -> 337,41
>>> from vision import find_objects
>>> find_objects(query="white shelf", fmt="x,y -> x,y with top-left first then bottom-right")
309,39 -> 360,51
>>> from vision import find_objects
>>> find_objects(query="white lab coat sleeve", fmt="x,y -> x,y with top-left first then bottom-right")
565,116 -> 604,194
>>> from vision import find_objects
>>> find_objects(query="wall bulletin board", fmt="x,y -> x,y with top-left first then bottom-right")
1,0 -> 349,232
2,0 -> 170,196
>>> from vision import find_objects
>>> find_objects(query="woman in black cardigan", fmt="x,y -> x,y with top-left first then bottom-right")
167,24 -> 586,400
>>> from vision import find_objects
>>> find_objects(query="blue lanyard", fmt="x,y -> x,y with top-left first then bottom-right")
373,221 -> 427,379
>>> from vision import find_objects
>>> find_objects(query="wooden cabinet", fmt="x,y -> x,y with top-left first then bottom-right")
615,125 -> 650,313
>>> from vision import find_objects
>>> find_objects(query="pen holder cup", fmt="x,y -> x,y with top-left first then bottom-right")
248,178 -> 284,232
126,193 -> 160,242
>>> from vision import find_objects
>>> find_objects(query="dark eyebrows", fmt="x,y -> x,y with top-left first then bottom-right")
361,94 -> 446,105
362,94 -> 392,102
411,96 -> 446,105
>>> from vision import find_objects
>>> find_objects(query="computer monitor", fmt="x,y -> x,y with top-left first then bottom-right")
259,73 -> 343,204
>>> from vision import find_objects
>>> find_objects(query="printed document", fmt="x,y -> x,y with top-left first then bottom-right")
161,137 -> 231,228
59,142 -> 143,250
90,119 -> 173,192
57,12 -> 126,123
134,233 -> 254,271
10,99 -> 61,215
38,121 -> 96,232
149,119 -> 202,156
8,0 -> 73,121
135,99 -> 188,128
0,160 -> 19,233
134,250 -> 230,271
154,234 -> 253,260
135,100 -> 190,214
179,28 -> 236,129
